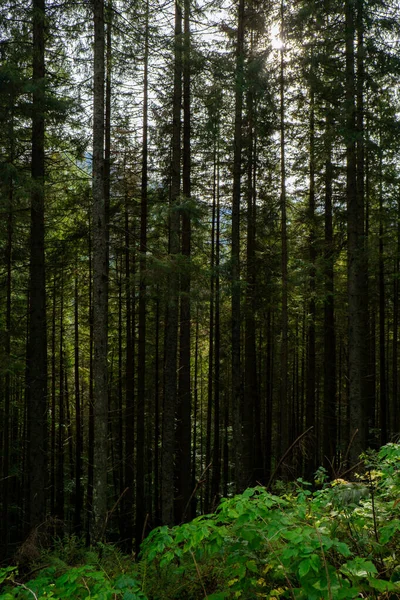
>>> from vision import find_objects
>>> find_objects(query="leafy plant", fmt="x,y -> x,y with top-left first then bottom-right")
139,443 -> 400,598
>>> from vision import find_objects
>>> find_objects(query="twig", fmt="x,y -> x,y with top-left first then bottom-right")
324,455 -> 338,480
141,513 -> 149,542
266,427 -> 314,490
262,531 -> 296,600
182,462 -> 212,522
337,460 -> 364,480
190,549 -> 207,599
24,564 -> 51,579
316,528 -> 333,600
12,582 -> 38,600
100,487 -> 129,542
367,468 -> 385,573
340,429 -> 359,475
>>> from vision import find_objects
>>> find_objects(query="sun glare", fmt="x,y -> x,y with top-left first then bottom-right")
271,22 -> 284,50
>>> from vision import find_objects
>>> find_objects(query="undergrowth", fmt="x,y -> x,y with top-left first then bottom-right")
2,443 -> 400,599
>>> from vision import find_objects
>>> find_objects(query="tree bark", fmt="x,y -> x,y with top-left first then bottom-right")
279,0 -> 289,460
92,0 -> 108,542
323,110 -> 337,468
2,113 -> 14,556
136,0 -> 149,549
56,270 -> 65,527
231,0 -> 245,492
26,0 -> 48,532
305,84 -> 316,479
378,143 -> 387,444
123,168 -> 135,549
176,0 -> 192,522
74,266 -> 83,534
346,0 -> 367,464
86,212 -> 95,545
211,136 -> 221,507
392,199 -> 400,435
244,70 -> 259,486
162,0 -> 182,526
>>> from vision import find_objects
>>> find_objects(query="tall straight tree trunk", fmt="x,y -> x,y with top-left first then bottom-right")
74,266 -> 83,533
56,271 -> 65,526
86,213 -> 95,545
191,315 -> 199,515
211,136 -> 221,506
393,199 -> 400,435
176,0 -> 192,521
154,291 -> 160,523
323,110 -> 337,467
116,259 -> 124,534
244,70 -> 259,486
92,0 -> 108,542
231,0 -> 245,492
356,0 -> 370,449
279,0 -> 289,459
378,145 -> 387,444
104,0 -> 111,250
136,0 -> 149,550
205,169 -> 215,513
365,116 -> 376,444
346,0 -> 367,464
264,310 -> 273,481
2,119 -> 14,556
26,0 -> 48,532
50,277 -> 56,516
123,171 -> 135,549
305,85 -> 316,479
162,0 -> 182,526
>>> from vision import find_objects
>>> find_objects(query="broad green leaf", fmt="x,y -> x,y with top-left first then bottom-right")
368,578 -> 400,592
298,559 -> 311,578
379,519 -> 400,544
334,541 -> 352,557
341,558 -> 378,578
246,560 -> 258,573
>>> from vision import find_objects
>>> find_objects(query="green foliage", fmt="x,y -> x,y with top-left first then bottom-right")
139,443 -> 400,598
0,563 -> 146,600
3,444 -> 400,600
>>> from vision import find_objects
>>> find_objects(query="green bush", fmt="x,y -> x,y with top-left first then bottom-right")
139,443 -> 400,598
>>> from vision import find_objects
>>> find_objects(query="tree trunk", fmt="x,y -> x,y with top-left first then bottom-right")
92,0 -> 108,542
231,0 -> 245,492
244,72 -> 259,486
264,310 -> 273,481
136,0 -> 149,549
378,144 -> 387,444
123,170 -> 135,550
154,291 -> 161,524
162,0 -> 182,526
211,137 -> 221,506
392,199 -> 400,435
86,212 -> 95,545
74,266 -> 83,534
2,120 -> 14,556
323,110 -> 337,468
305,85 -> 316,479
176,0 -> 192,524
56,271 -> 65,528
279,0 -> 289,460
26,0 -> 48,532
192,314 -> 199,517
346,0 -> 367,464
116,259 -> 124,534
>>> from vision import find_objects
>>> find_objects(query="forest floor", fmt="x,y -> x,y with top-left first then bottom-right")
2,444 -> 400,599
